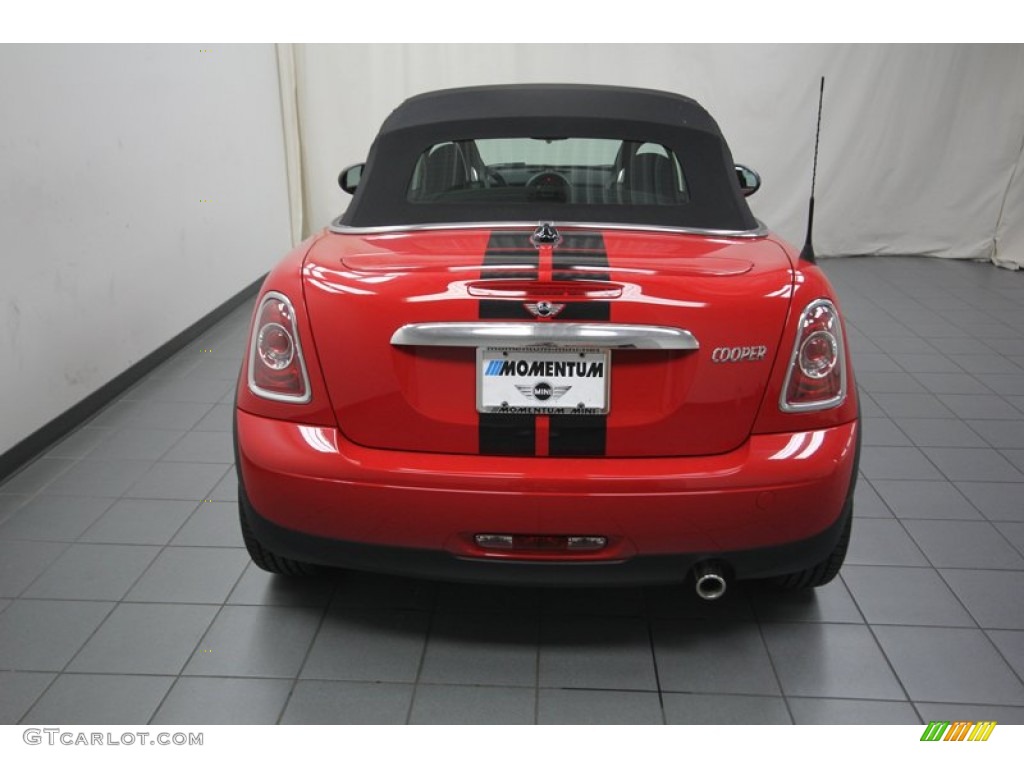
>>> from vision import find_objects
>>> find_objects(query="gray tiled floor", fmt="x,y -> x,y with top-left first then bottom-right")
1,257 -> 1023,724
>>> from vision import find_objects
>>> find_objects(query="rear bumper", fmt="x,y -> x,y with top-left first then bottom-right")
235,409 -> 859,585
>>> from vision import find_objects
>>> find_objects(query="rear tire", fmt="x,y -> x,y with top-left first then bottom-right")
238,484 -> 321,576
770,499 -> 852,590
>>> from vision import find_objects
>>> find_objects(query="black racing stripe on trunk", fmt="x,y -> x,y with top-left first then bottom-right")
552,233 -> 611,321
548,414 -> 607,457
479,230 -> 538,455
480,231 -> 538,319
550,231 -> 609,456
479,413 -> 537,456
480,302 -> 536,319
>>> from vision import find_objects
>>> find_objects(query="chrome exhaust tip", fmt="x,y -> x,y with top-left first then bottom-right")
693,561 -> 727,601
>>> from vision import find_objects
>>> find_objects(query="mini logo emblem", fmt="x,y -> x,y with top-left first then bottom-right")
530,222 -> 562,247
525,301 -> 565,319
515,382 -> 571,401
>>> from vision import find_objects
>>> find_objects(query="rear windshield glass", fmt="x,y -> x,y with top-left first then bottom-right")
407,138 -> 689,206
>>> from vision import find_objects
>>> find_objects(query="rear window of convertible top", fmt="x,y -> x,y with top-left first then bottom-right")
406,138 -> 690,207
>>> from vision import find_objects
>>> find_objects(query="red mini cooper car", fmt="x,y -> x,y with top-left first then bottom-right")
234,84 -> 859,599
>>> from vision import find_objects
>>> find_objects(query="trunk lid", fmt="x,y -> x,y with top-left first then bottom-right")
303,227 -> 794,457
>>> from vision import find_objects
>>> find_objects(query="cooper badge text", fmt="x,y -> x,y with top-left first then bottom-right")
711,345 -> 769,363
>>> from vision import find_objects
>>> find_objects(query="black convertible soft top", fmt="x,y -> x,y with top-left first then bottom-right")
339,84 -> 759,232
379,84 -> 720,134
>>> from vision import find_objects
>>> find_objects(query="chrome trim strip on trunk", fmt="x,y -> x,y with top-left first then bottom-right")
330,218 -> 769,239
390,322 -> 699,350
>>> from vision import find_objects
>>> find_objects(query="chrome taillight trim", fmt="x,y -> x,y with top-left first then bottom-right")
247,291 -> 313,404
778,298 -> 847,413
390,322 -> 699,351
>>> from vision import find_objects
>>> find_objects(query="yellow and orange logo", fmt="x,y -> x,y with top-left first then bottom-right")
920,721 -> 996,742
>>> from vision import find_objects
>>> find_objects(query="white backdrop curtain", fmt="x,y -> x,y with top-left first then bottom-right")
280,43 -> 1024,269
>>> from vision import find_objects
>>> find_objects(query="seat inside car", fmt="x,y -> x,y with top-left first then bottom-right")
421,143 -> 471,197
625,151 -> 679,202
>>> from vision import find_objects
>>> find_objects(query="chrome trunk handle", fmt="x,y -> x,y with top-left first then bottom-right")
390,322 -> 699,350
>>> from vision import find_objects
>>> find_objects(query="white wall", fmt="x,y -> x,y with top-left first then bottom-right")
0,44 -> 292,456
293,43 -> 1024,267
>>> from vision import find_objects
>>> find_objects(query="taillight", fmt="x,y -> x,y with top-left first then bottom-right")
247,291 -> 311,403
780,298 -> 846,412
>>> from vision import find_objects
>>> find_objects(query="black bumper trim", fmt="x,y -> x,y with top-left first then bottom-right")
241,489 -> 853,587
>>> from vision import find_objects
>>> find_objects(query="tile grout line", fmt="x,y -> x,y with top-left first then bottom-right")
14,598 -> 120,724
145,534 -> 262,725
754,613 -> 796,725
841,559 -> 939,725
931,565 -> 1024,694
978,626 -> 1024,694
643,612 -> 667,725
0,453 -> 87,519
402,582 -> 440,725
271,572 -> 341,726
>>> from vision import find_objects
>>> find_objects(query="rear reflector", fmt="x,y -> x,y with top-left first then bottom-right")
567,536 -> 608,551
474,534 -> 513,550
474,534 -> 607,551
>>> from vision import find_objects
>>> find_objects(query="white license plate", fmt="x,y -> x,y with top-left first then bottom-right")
477,348 -> 610,415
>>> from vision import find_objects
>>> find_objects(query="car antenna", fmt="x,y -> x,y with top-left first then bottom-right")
800,76 -> 825,264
